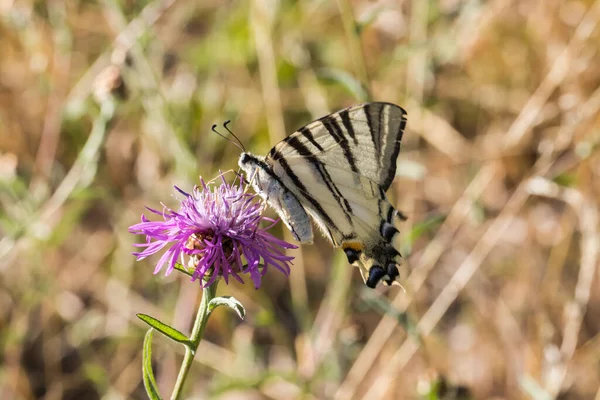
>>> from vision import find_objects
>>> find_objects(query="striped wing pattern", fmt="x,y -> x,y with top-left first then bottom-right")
265,102 -> 407,287
270,102 -> 406,191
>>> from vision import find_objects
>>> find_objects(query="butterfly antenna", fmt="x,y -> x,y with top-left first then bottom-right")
211,123 -> 246,153
211,121 -> 250,189
220,121 -> 250,186
223,120 -> 247,153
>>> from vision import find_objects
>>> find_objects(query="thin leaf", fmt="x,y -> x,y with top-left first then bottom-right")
142,329 -> 162,400
552,173 -> 576,187
360,289 -> 417,336
208,296 -> 245,320
173,262 -> 194,277
137,314 -> 193,346
400,214 -> 445,257
316,68 -> 369,102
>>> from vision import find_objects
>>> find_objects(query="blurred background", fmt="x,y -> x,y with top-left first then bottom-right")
1,0 -> 600,399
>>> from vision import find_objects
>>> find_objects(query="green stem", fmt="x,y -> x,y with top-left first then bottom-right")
170,281 -> 218,400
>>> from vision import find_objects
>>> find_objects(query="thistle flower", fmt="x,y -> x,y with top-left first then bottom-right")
129,174 -> 296,289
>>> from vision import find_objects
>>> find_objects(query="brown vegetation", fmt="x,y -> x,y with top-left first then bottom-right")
1,0 -> 599,399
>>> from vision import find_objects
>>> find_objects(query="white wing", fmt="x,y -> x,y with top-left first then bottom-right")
265,102 -> 406,245
254,102 -> 407,287
268,102 -> 407,191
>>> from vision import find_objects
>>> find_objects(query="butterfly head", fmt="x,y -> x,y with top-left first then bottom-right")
238,152 -> 253,167
238,152 -> 262,185
238,152 -> 254,172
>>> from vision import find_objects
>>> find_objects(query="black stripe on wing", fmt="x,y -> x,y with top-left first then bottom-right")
364,103 -> 380,162
381,105 -> 407,190
298,126 -> 324,151
320,115 -> 359,174
271,149 -> 339,233
339,109 -> 359,145
268,125 -> 324,160
377,104 -> 386,171
386,204 -> 395,223
283,135 -> 353,223
358,103 -> 408,191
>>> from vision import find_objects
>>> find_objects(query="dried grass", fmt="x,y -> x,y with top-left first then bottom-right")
1,0 -> 599,399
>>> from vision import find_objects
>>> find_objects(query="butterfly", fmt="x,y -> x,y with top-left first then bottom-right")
238,102 -> 407,288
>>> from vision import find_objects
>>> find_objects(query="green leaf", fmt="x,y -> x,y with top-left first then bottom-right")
137,314 -> 193,346
142,329 -> 162,400
208,296 -> 245,320
360,289 -> 416,335
407,214 -> 446,244
317,68 -> 369,102
173,262 -> 194,277
552,173 -> 576,187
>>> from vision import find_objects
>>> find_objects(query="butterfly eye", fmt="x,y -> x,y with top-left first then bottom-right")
366,265 -> 386,288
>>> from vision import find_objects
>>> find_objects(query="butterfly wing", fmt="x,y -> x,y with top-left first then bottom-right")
269,102 -> 406,190
265,102 -> 407,287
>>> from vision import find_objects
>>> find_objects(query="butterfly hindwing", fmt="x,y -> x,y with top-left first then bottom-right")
268,157 -> 405,286
239,102 -> 407,288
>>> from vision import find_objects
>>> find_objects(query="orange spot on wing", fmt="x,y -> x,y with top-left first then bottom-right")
342,241 -> 364,252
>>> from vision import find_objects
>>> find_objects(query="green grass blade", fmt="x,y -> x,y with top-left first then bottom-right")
142,329 -> 162,400
317,68 -> 369,102
137,314 -> 193,347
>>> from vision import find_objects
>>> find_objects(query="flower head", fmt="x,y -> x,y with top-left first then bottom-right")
129,174 -> 297,289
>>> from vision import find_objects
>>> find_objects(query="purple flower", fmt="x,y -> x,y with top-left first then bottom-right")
129,174 -> 297,289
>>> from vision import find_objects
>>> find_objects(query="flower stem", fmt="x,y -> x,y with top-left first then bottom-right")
170,281 -> 218,400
